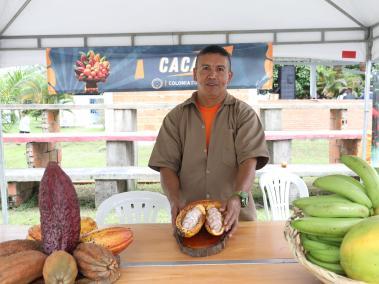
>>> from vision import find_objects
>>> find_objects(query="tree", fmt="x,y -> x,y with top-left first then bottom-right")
316,66 -> 346,98
0,65 -> 73,131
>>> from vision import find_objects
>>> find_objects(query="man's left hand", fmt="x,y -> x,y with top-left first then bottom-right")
220,196 -> 241,238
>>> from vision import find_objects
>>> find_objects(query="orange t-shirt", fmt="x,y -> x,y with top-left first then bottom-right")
197,102 -> 221,149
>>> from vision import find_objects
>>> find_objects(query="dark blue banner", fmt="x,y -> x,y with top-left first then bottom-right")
46,43 -> 272,94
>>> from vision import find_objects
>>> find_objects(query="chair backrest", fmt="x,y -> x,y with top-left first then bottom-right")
95,191 -> 171,225
259,171 -> 309,221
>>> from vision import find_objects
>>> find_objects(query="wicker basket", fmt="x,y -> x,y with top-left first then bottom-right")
283,213 -> 366,284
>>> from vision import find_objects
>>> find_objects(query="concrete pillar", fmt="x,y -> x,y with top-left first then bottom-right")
329,109 -> 357,163
27,110 -> 61,168
95,108 -> 137,206
7,181 -> 38,207
260,108 -> 291,164
94,180 -> 126,207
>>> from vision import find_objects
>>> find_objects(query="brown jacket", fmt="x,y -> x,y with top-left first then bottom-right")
149,92 -> 269,220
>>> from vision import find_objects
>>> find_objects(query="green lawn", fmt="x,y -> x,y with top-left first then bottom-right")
1,126 -> 329,224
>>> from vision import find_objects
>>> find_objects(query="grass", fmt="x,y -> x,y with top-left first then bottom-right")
1,124 -> 329,224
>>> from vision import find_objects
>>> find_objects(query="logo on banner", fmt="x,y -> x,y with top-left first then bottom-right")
151,78 -> 164,89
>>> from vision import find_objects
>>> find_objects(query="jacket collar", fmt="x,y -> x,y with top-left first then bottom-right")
183,91 -> 236,107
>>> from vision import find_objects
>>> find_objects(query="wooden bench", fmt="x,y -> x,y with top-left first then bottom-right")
6,164 -> 355,207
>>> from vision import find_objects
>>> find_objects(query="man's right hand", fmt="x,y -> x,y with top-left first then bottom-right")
170,198 -> 184,228
160,167 -> 182,229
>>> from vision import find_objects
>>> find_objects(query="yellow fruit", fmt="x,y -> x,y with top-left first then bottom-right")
340,215 -> 379,282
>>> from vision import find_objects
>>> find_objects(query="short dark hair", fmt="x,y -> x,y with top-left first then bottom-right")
196,45 -> 232,71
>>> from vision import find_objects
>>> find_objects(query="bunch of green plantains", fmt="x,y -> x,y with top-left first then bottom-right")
291,155 -> 379,282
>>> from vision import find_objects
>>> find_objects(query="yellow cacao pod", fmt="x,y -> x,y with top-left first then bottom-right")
80,226 -> 133,255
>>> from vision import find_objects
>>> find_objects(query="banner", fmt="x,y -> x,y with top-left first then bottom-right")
46,43 -> 273,94
372,72 -> 379,167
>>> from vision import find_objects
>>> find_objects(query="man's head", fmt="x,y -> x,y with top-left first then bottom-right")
193,45 -> 233,105
195,45 -> 232,71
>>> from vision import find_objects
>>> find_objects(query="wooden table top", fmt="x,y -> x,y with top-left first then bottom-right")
117,263 -> 321,284
119,221 -> 293,264
0,221 -> 321,283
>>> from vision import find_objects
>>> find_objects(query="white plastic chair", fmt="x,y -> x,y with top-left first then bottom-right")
259,171 -> 309,221
95,191 -> 171,225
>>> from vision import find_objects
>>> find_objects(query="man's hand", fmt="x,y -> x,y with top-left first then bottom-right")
160,167 -> 182,229
220,196 -> 241,238
169,198 -> 186,228
170,199 -> 180,228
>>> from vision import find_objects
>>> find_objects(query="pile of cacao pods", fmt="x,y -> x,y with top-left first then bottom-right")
0,162 -> 133,284
176,200 -> 225,237
75,50 -> 110,82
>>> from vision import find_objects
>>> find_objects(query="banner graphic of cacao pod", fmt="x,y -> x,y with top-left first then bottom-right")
74,50 -> 111,94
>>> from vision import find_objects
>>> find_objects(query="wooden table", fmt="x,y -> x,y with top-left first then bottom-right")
0,221 -> 321,283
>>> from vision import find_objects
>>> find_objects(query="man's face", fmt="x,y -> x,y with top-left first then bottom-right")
193,53 -> 233,99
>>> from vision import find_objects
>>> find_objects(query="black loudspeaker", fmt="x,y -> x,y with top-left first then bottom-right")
279,65 -> 296,99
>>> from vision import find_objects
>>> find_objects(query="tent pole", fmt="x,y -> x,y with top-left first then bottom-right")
310,63 -> 317,99
362,60 -> 372,161
0,110 -> 9,224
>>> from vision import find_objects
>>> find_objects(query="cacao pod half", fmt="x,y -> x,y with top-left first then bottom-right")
80,226 -> 133,255
39,162 -> 81,255
204,203 -> 225,236
176,200 -> 225,238
176,203 -> 206,238
73,243 -> 120,283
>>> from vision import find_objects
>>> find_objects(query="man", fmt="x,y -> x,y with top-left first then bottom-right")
19,110 -> 31,134
149,45 -> 269,236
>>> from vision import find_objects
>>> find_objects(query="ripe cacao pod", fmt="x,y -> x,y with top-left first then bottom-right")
27,224 -> 42,241
80,216 -> 98,235
39,162 -> 81,254
28,217 -> 98,242
73,243 -> 120,283
176,200 -> 225,238
43,250 -> 78,284
80,226 -> 133,255
0,239 -> 42,257
0,250 -> 47,284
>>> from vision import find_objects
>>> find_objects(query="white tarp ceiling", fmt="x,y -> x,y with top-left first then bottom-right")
0,0 -> 379,67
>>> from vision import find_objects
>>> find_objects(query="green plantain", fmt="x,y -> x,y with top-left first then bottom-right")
313,174 -> 372,208
292,194 -> 352,210
291,217 -> 363,237
341,155 -> 379,214
301,202 -> 370,218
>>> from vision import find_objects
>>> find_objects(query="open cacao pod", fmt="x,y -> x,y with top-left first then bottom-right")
176,200 -> 225,238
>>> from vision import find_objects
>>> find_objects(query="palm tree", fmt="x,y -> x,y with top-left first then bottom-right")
0,68 -> 36,131
0,65 -> 73,131
316,66 -> 346,98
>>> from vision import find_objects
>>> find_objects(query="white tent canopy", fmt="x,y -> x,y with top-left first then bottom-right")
0,0 -> 378,66
1,0 -> 379,224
